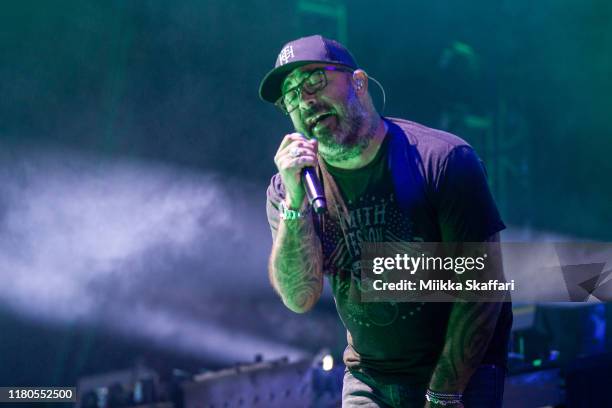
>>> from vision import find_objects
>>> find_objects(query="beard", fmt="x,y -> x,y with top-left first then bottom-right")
306,88 -> 375,163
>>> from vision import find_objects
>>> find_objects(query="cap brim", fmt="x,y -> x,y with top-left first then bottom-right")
258,60 -> 323,104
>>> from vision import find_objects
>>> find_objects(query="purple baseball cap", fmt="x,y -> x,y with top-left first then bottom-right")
258,34 -> 359,104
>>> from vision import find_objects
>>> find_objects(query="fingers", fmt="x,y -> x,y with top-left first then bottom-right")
281,147 -> 312,157
276,133 -> 317,155
274,133 -> 318,194
273,134 -> 319,206
278,132 -> 308,150
276,133 -> 317,154
276,154 -> 317,171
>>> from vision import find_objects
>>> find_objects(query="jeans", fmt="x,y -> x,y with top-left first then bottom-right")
342,364 -> 505,408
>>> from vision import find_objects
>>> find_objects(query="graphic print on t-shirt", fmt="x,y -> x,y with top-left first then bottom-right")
320,189 -> 426,329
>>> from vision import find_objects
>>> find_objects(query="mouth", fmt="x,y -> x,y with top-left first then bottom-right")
306,111 -> 335,131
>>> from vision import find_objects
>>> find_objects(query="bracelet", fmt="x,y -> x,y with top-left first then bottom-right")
279,200 -> 309,220
425,389 -> 462,406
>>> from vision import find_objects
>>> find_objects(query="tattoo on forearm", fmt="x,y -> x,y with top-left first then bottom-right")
430,235 -> 504,392
269,216 -> 323,313
430,301 -> 502,391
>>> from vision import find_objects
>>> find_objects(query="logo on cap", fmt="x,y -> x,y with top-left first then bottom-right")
278,45 -> 294,65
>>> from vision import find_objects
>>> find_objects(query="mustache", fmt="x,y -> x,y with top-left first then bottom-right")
303,104 -> 331,118
303,104 -> 335,131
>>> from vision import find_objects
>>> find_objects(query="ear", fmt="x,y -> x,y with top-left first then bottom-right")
352,69 -> 368,94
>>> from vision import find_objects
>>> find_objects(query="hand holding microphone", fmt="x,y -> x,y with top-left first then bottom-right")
273,133 -> 327,214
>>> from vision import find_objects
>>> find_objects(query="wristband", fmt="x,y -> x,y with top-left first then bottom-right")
425,389 -> 463,406
280,200 -> 308,220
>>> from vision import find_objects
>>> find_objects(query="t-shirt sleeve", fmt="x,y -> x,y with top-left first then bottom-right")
435,145 -> 506,242
266,173 -> 286,241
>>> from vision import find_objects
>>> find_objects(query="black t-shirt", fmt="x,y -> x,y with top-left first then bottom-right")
266,117 -> 512,385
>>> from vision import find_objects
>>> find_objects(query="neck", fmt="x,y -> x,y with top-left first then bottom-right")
323,116 -> 387,169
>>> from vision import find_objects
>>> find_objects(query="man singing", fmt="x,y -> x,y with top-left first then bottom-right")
260,35 -> 512,408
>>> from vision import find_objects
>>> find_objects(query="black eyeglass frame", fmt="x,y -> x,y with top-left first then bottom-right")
275,65 -> 354,114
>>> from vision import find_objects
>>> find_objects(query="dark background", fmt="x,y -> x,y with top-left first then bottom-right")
0,0 -> 610,390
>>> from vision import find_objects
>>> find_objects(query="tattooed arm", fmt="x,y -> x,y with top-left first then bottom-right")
268,209 -> 324,313
427,233 -> 504,396
266,133 -> 324,314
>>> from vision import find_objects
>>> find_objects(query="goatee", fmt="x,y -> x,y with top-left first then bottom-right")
315,90 -> 376,162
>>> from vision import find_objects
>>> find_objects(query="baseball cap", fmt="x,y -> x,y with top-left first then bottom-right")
258,34 -> 359,104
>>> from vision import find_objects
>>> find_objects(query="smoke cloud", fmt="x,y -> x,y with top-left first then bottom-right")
0,145 -> 308,363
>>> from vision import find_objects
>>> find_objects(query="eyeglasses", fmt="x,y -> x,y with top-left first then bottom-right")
275,66 -> 354,114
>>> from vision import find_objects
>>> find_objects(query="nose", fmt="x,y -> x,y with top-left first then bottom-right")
297,87 -> 317,110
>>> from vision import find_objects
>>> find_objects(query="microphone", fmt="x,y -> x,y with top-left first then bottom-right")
301,167 -> 327,214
